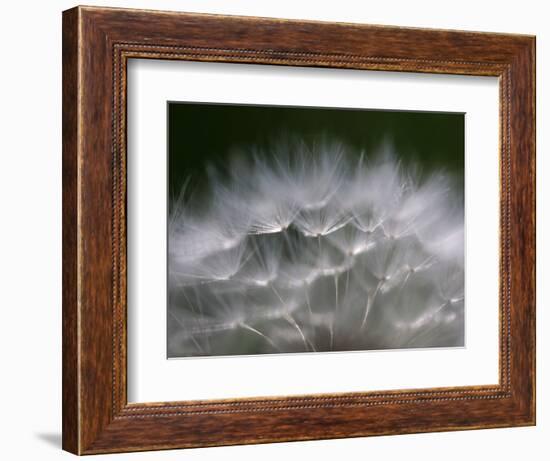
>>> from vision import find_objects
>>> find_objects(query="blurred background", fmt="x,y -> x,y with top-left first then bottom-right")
168,102 -> 464,198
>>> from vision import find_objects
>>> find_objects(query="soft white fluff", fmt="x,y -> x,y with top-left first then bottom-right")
168,139 -> 464,357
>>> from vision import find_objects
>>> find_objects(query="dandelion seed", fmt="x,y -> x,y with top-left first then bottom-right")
170,242 -> 250,285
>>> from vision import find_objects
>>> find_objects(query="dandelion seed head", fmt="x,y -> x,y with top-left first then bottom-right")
167,137 -> 465,357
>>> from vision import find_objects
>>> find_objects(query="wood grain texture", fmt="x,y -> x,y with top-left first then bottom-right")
62,7 -> 79,454
62,5 -> 536,455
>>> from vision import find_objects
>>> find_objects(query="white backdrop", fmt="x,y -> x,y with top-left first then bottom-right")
0,1 -> 546,460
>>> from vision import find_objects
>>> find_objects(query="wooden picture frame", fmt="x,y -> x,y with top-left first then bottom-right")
62,5 -> 536,455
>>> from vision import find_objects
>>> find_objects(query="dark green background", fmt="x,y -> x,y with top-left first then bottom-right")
168,102 -> 464,200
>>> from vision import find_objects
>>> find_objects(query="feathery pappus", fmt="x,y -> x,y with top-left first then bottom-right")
168,139 -> 464,357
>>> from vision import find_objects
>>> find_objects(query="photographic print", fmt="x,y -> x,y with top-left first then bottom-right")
167,103 -> 465,358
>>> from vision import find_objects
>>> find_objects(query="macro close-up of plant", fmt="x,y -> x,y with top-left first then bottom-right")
167,139 -> 465,357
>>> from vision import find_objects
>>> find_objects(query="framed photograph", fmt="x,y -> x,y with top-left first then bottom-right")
62,6 -> 535,455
